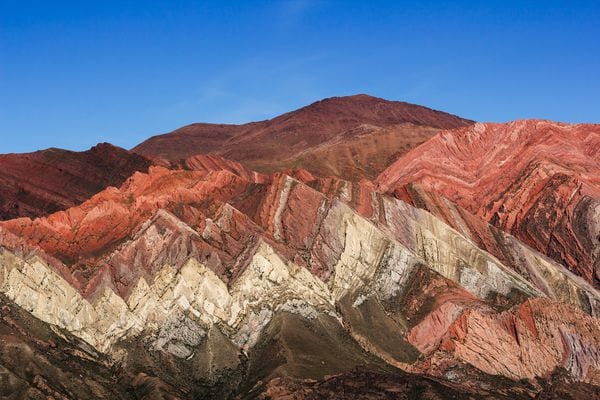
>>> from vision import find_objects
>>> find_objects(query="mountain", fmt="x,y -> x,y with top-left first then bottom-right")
0,143 -> 152,220
377,120 -> 600,288
0,155 -> 598,399
1,97 -> 599,399
133,94 -> 473,179
0,95 -> 470,222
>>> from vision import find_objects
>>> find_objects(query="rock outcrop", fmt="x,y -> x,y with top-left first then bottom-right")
378,120 -> 600,288
1,158 -> 599,398
1,101 -> 599,398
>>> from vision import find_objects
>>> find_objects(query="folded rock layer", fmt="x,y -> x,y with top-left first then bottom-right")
378,120 -> 600,288
0,155 -> 599,399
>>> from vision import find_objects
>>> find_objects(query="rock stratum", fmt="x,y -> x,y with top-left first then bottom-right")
378,120 -> 600,288
0,156 -> 599,398
0,98 -> 599,399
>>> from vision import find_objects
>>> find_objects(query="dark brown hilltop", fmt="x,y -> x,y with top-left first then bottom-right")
133,94 -> 473,179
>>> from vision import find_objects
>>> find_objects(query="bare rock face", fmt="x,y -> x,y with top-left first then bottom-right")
133,94 -> 473,179
0,156 -> 599,398
0,143 -> 152,220
0,100 -> 599,398
378,120 -> 600,288
423,299 -> 600,383
0,166 -> 253,268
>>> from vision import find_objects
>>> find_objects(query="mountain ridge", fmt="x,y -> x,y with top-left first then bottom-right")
0,142 -> 152,220
1,96 -> 599,399
377,119 -> 600,288
133,94 -> 474,179
0,158 -> 598,398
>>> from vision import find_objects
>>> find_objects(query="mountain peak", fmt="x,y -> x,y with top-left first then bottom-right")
285,94 -> 472,127
133,94 -> 474,179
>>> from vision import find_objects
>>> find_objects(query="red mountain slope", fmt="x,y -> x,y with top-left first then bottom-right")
0,143 -> 152,220
0,154 -> 598,398
2,98 -> 599,398
133,94 -> 473,179
378,119 -> 600,287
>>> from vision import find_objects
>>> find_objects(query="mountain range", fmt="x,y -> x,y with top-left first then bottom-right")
0,95 -> 598,399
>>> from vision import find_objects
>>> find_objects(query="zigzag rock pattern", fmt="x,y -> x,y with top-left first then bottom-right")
1,155 -> 599,398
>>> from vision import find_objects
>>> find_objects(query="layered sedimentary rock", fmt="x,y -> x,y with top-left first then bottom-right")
378,120 -> 600,287
1,101 -> 599,398
1,158 -> 599,398
133,94 -> 473,179
380,183 -> 599,314
0,143 -> 152,220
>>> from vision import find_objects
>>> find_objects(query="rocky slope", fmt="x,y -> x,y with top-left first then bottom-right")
378,120 -> 600,288
1,97 -> 599,398
0,143 -> 152,220
133,94 -> 473,179
0,155 -> 599,398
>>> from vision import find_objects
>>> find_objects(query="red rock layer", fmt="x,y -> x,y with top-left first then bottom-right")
385,182 -> 599,312
133,94 -> 473,179
176,154 -> 269,183
0,158 -> 327,297
378,120 -> 600,287
409,298 -> 600,385
0,165 -> 260,294
1,155 -> 599,391
0,143 -> 152,220
380,264 -> 600,388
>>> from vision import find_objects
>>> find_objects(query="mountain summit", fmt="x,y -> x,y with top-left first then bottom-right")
0,96 -> 598,399
133,94 -> 473,179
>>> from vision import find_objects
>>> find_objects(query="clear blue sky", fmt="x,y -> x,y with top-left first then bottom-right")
1,1 -> 599,153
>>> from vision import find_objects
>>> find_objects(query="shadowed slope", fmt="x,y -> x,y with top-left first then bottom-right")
0,143 -> 152,220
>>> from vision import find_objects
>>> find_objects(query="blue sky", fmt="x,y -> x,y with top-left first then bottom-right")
1,1 -> 599,153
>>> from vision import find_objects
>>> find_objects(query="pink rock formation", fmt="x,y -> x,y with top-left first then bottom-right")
378,120 -> 600,287
1,101 -> 599,399
410,299 -> 600,385
0,156 -> 597,393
